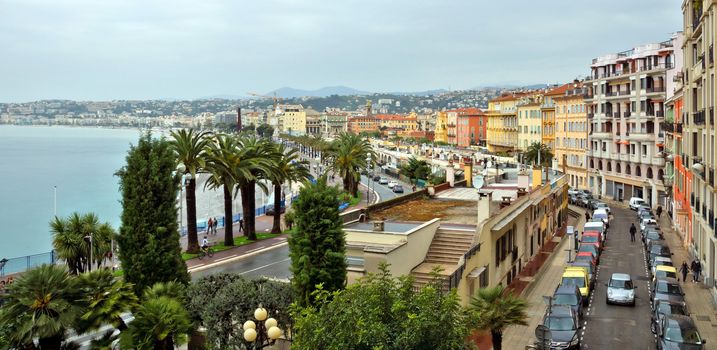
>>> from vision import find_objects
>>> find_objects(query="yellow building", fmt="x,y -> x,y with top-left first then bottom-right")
434,111 -> 448,143
541,89 -> 559,152
516,93 -> 543,151
280,104 -> 306,136
486,94 -> 521,153
554,82 -> 589,189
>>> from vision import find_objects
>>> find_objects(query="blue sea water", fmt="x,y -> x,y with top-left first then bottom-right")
0,126 -> 142,259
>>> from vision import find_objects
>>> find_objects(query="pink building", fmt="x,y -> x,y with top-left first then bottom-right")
455,108 -> 485,147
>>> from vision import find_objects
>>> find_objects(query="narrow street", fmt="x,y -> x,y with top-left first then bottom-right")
581,205 -> 653,349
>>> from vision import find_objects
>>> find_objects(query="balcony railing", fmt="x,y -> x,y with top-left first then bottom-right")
588,113 -> 594,119
695,110 -> 706,125
676,122 -> 683,133
646,86 -> 666,93
661,122 -> 674,133
613,112 -> 620,118
624,111 -> 631,118
656,110 -> 664,118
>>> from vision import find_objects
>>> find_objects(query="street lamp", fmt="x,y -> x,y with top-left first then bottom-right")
176,164 -> 191,235
84,233 -> 93,272
243,306 -> 283,349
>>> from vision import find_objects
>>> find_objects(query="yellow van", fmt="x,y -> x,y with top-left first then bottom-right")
653,265 -> 678,283
561,267 -> 590,303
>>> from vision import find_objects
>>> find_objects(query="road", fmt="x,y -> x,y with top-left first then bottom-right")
582,206 -> 653,349
191,245 -> 292,281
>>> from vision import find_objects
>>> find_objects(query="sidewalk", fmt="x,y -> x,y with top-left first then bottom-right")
502,205 -> 587,350
658,214 -> 717,347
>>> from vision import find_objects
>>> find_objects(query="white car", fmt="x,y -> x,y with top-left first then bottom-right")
378,177 -> 389,185
629,197 -> 646,210
387,181 -> 398,188
594,202 -> 611,214
641,218 -> 658,232
593,209 -> 609,225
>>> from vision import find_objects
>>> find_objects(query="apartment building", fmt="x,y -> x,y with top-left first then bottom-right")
375,113 -> 418,132
322,111 -> 349,136
585,38 -> 675,206
541,88 -> 558,151
555,82 -> 589,190
434,111 -> 449,143
486,94 -> 521,153
681,0 -> 717,294
348,115 -> 379,134
455,108 -> 486,147
447,110 -> 459,145
280,104 -> 307,136
517,93 -> 542,151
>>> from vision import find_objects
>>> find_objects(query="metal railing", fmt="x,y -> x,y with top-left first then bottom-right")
695,110 -> 706,125
0,251 -> 58,277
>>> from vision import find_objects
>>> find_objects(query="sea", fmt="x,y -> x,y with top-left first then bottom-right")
0,125 -> 277,260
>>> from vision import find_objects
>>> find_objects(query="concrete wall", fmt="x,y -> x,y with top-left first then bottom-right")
347,219 -> 440,279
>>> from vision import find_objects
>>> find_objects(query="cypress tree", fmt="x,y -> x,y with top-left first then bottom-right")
116,132 -> 189,295
288,177 -> 346,307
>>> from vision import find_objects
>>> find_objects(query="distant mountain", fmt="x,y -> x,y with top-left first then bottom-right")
267,86 -> 369,98
198,94 -> 246,100
387,89 -> 448,96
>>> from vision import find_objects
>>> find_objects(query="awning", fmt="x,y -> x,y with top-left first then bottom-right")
492,200 -> 532,232
467,266 -> 487,279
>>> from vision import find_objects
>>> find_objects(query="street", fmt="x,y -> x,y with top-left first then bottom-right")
581,206 -> 653,349
190,245 -> 292,281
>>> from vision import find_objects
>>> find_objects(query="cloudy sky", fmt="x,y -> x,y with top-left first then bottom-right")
0,0 -> 681,102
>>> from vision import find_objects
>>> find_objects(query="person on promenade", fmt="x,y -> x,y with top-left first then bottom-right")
213,217 -> 218,234
201,236 -> 209,252
239,218 -> 244,234
629,223 -> 637,242
679,261 -> 690,282
585,211 -> 590,221
207,218 -> 213,235
656,205 -> 663,219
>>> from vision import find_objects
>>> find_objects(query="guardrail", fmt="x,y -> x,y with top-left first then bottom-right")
1,251 -> 58,277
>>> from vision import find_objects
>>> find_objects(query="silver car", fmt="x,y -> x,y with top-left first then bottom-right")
606,273 -> 636,306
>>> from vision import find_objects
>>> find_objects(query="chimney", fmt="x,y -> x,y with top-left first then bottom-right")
463,157 -> 473,188
372,220 -> 385,232
477,190 -> 492,224
446,161 -> 456,187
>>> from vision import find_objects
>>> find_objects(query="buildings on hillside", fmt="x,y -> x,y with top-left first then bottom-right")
585,38 -> 675,205
516,93 -> 543,151
434,111 -> 448,143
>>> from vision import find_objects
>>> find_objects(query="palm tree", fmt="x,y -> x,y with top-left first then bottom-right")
467,285 -> 529,350
267,143 -> 310,233
119,295 -> 191,350
169,129 -> 211,253
327,133 -> 375,196
0,264 -> 83,349
524,142 -> 553,167
401,156 -> 431,184
203,133 -> 243,246
75,269 -> 138,333
236,136 -> 276,240
51,212 -> 114,274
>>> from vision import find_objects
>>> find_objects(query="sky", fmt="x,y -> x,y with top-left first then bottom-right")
0,0 -> 682,102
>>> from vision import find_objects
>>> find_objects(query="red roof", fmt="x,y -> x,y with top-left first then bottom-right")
374,114 -> 416,121
544,83 -> 573,96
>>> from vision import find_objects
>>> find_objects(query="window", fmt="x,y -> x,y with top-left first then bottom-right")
642,145 -> 647,157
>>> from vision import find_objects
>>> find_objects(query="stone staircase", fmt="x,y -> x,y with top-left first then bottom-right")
411,225 -> 475,291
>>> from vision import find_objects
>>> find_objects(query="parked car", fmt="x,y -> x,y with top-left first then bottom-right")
552,285 -> 584,321
629,197 -> 646,210
379,177 -> 389,184
638,205 -> 653,217
577,193 -> 594,207
606,273 -> 636,306
584,221 -> 606,242
649,245 -> 673,268
561,267 -> 590,302
651,300 -> 689,335
387,181 -> 398,188
568,261 -> 596,292
578,244 -> 600,262
641,218 -> 658,232
644,231 -> 665,248
651,277 -> 685,307
593,201 -> 611,214
265,204 -> 286,216
593,209 -> 609,226
392,185 -> 404,193
655,315 -> 706,349
580,232 -> 602,252
575,252 -> 597,269
372,175 -> 381,182
654,265 -> 679,283
541,305 -> 581,350
651,257 -> 675,276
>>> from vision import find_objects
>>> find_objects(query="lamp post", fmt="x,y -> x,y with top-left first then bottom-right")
243,306 -> 283,349
176,164 -> 188,235
84,233 -> 93,272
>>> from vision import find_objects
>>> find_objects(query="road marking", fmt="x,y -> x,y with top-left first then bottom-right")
214,254 -> 238,262
245,247 -> 263,253
238,258 -> 291,275
188,242 -> 289,273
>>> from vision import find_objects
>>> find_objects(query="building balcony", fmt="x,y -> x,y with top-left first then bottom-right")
661,122 -> 674,133
592,131 -> 612,139
588,113 -> 595,119
651,157 -> 666,167
676,123 -> 683,133
695,110 -> 706,125
619,153 -> 629,161
605,90 -> 631,99
646,86 -> 666,94
629,132 -> 653,141
624,111 -> 631,118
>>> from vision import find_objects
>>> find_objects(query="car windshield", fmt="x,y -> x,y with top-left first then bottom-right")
609,279 -> 633,289
578,246 -> 596,254
553,294 -> 578,305
646,233 -> 662,240
655,270 -> 677,280
650,246 -> 670,255
658,303 -> 688,316
545,316 -> 575,331
664,323 -> 703,344
594,213 -> 607,219
656,282 -> 682,295
582,235 -> 598,243
562,277 -> 586,288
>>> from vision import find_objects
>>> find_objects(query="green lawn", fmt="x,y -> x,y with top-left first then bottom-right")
181,233 -> 280,261
339,191 -> 362,207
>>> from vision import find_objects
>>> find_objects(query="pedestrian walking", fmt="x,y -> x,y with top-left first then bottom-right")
412,184 -> 417,192
656,205 -> 663,218
207,218 -> 213,234
679,261 -> 690,282
692,259 -> 702,282
239,218 -> 244,234
629,223 -> 636,242
585,211 -> 590,221
213,217 -> 218,234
